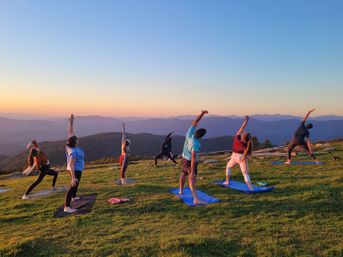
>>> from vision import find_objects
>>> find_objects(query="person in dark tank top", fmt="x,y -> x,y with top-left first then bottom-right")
285,109 -> 321,164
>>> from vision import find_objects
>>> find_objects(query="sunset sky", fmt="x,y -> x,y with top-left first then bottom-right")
1,0 -> 342,117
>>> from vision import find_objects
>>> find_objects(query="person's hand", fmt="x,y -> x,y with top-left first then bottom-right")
71,177 -> 78,187
68,114 -> 75,123
201,110 -> 208,115
245,115 -> 250,120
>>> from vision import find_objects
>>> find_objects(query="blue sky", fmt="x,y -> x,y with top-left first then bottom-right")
0,0 -> 342,117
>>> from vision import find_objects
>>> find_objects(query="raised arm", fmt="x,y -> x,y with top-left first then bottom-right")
191,110 -> 208,127
121,123 -> 126,143
68,114 -> 75,138
302,109 -> 315,122
236,115 -> 249,135
165,131 -> 174,141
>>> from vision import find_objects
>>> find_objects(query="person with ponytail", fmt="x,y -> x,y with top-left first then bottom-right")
64,114 -> 85,213
22,140 -> 58,199
224,115 -> 254,191
119,123 -> 130,185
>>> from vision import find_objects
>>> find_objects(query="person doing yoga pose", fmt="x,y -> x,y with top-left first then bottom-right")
22,141 -> 58,199
154,131 -> 177,166
179,110 -> 208,205
224,115 -> 253,191
64,114 -> 85,213
285,109 -> 320,164
119,123 -> 130,185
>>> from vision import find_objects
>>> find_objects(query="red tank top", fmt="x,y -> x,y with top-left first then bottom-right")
232,135 -> 247,154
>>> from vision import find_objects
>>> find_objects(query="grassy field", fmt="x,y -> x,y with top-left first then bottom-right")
0,143 -> 342,257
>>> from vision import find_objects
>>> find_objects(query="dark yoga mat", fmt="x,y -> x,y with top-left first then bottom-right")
53,194 -> 97,218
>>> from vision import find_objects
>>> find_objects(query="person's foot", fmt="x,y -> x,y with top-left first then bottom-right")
315,160 -> 322,164
72,196 -> 80,201
21,194 -> 29,200
64,207 -> 78,213
193,199 -> 207,205
178,190 -> 183,195
51,187 -> 57,191
284,160 -> 291,165
121,178 -> 127,185
223,180 -> 229,185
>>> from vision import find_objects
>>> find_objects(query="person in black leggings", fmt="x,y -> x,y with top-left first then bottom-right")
64,114 -> 85,213
154,131 -> 177,166
22,143 -> 58,199
285,109 -> 321,164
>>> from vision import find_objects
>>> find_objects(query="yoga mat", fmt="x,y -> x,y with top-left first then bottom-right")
170,188 -> 219,206
272,161 -> 324,165
115,178 -> 135,185
22,186 -> 66,200
0,188 -> 10,193
53,194 -> 97,218
214,180 -> 274,194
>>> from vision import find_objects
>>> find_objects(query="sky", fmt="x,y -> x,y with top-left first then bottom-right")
0,0 -> 342,118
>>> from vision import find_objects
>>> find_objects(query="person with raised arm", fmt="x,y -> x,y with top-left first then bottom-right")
64,114 -> 85,213
179,110 -> 208,205
21,140 -> 58,199
154,131 -> 177,166
285,109 -> 321,164
224,115 -> 254,191
119,123 -> 130,185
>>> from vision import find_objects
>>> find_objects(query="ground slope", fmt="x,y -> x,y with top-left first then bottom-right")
0,142 -> 342,257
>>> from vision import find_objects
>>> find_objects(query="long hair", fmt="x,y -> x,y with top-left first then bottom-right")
243,132 -> 252,156
28,148 -> 35,167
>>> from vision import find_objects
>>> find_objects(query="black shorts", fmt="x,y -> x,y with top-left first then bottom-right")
181,158 -> 198,176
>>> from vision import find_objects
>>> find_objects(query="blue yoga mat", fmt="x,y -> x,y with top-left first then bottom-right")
170,188 -> 220,206
214,180 -> 274,194
272,161 -> 324,165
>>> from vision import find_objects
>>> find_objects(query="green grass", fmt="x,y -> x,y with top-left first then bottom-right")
0,144 -> 342,257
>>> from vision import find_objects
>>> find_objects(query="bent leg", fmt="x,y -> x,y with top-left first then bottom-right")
154,152 -> 164,166
25,171 -> 46,195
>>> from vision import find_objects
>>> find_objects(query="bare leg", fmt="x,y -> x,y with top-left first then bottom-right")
179,172 -> 186,194
239,159 -> 253,191
224,156 -> 236,185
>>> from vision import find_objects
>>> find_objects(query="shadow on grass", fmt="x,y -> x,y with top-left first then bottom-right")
161,238 -> 243,257
0,237 -> 65,257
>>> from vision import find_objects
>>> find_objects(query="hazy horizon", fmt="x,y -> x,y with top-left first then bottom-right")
1,1 -> 342,117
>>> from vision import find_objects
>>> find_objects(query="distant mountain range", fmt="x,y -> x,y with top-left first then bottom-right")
0,132 -> 234,170
1,114 -> 343,156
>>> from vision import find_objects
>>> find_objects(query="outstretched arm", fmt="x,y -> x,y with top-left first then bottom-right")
165,131 -> 174,141
236,115 -> 249,135
302,109 -> 315,122
191,110 -> 208,127
122,123 -> 126,143
68,114 -> 75,138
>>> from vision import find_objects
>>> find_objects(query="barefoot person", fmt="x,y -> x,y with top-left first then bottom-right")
179,110 -> 208,205
224,115 -> 253,191
22,141 -> 58,199
119,123 -> 130,185
285,109 -> 321,164
64,114 -> 85,213
154,131 -> 177,166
